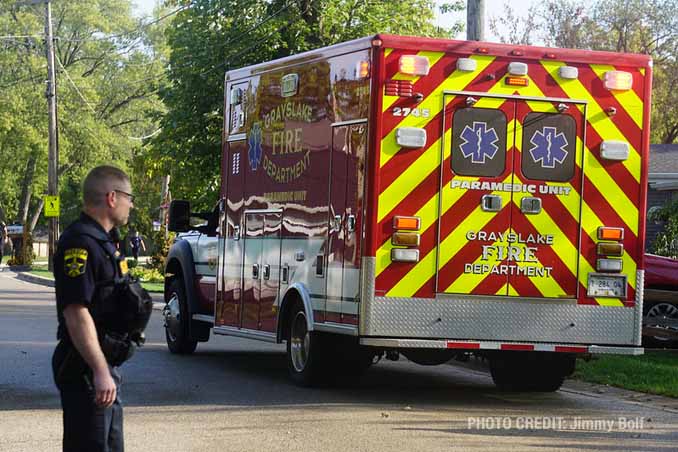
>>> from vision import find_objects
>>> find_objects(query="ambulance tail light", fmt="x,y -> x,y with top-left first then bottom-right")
396,127 -> 427,148
392,232 -> 420,247
603,70 -> 633,91
393,216 -> 421,231
596,258 -> 623,273
597,242 -> 624,257
399,55 -> 430,76
391,248 -> 419,263
597,227 -> 624,241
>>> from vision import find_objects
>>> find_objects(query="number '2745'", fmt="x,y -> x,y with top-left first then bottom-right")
392,107 -> 430,118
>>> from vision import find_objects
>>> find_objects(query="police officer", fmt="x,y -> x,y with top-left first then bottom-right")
52,165 -> 137,452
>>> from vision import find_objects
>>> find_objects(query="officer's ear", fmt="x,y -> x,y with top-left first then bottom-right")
105,190 -> 117,208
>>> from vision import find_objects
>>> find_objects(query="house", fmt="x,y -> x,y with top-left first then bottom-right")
646,144 -> 678,251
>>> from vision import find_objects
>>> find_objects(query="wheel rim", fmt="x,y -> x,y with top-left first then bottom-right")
290,311 -> 309,372
646,303 -> 678,341
163,292 -> 182,343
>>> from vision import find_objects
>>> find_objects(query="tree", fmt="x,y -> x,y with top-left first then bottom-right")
0,0 -> 167,241
150,0 -> 464,210
489,0 -> 678,145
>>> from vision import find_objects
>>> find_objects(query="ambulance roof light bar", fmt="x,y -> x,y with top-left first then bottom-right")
603,70 -> 633,91
399,55 -> 430,76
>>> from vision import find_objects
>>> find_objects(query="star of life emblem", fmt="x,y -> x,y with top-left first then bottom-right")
528,126 -> 568,168
459,121 -> 499,164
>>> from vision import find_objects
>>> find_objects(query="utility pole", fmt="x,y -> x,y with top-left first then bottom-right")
466,0 -> 485,41
15,0 -> 59,271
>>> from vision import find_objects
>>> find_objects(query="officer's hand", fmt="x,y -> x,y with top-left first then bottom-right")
93,370 -> 117,408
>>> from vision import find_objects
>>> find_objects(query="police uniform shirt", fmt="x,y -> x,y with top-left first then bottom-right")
54,213 -> 123,342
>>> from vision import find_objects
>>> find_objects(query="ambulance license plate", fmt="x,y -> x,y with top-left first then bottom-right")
587,274 -> 627,298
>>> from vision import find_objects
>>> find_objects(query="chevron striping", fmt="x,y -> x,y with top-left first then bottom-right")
540,60 -> 641,183
380,55 -> 495,167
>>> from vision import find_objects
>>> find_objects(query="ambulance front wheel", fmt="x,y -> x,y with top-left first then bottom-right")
489,352 -> 575,392
164,278 -> 198,355
286,302 -> 326,386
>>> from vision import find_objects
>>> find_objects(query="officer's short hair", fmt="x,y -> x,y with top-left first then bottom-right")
82,165 -> 130,207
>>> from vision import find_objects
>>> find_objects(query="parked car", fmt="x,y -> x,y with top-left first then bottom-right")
643,254 -> 678,346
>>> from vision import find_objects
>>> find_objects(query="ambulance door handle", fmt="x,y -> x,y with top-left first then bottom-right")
520,197 -> 542,214
347,214 -> 356,233
481,194 -> 502,212
252,264 -> 259,279
262,264 -> 270,281
333,214 -> 342,232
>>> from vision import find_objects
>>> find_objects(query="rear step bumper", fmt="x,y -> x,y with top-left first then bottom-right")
360,338 -> 644,355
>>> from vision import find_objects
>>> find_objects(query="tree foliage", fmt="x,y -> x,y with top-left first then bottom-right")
490,0 -> 678,145
0,0 -> 166,236
151,0 -> 463,210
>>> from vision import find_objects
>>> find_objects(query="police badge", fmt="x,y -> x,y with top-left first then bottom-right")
64,248 -> 88,277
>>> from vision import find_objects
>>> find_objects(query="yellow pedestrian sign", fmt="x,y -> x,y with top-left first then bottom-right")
44,195 -> 60,217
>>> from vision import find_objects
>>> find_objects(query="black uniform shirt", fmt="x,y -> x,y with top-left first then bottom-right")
54,213 -> 118,341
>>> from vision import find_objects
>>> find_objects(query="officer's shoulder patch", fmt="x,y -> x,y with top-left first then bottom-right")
64,248 -> 88,278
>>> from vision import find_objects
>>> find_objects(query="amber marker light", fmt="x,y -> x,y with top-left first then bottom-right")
597,242 -> 624,257
597,226 -> 624,241
392,232 -> 421,247
393,215 -> 421,231
505,76 -> 529,87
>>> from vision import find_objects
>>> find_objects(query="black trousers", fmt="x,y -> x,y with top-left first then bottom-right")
53,344 -> 124,452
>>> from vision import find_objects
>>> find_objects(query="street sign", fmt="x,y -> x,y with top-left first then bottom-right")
44,195 -> 60,217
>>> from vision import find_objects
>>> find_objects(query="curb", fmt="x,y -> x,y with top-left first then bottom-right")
14,271 -> 165,310
16,272 -> 55,287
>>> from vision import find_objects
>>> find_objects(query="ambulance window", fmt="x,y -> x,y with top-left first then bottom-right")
451,108 -> 507,177
521,112 -> 576,182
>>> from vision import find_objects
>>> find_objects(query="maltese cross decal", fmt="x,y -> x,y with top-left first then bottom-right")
459,121 -> 499,164
528,126 -> 568,168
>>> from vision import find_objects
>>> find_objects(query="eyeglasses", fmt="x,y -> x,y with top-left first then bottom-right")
114,190 -> 135,203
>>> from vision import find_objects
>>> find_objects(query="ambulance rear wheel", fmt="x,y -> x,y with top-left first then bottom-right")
164,278 -> 198,355
286,302 -> 326,386
490,352 -> 574,392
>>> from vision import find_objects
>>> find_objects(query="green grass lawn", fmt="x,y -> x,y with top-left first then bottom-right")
573,351 -> 678,398
28,266 -> 164,293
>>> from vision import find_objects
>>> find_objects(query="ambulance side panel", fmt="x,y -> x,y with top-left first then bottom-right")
216,41 -> 372,335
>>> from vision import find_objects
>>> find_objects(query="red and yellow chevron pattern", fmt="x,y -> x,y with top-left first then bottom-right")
373,47 -> 649,307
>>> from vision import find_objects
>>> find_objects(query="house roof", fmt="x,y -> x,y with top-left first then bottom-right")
649,144 -> 678,174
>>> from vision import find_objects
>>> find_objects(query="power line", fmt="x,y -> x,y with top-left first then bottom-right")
54,52 -> 97,115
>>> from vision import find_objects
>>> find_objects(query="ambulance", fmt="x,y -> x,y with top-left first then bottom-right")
163,34 -> 651,391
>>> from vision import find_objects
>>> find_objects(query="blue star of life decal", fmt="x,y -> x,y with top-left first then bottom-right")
459,121 -> 499,164
528,126 -> 568,168
248,122 -> 263,171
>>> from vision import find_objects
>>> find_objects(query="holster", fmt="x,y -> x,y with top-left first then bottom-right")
52,340 -> 89,387
99,331 -> 136,367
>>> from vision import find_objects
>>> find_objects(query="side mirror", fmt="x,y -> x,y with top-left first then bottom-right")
168,200 -> 191,232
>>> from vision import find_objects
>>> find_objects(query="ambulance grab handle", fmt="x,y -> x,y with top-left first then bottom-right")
252,264 -> 259,279
481,194 -> 502,212
263,264 -> 271,280
347,214 -> 356,232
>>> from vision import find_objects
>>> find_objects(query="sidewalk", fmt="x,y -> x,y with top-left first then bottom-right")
8,267 -> 165,309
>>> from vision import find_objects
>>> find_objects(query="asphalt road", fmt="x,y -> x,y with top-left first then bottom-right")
1,268 -> 677,452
